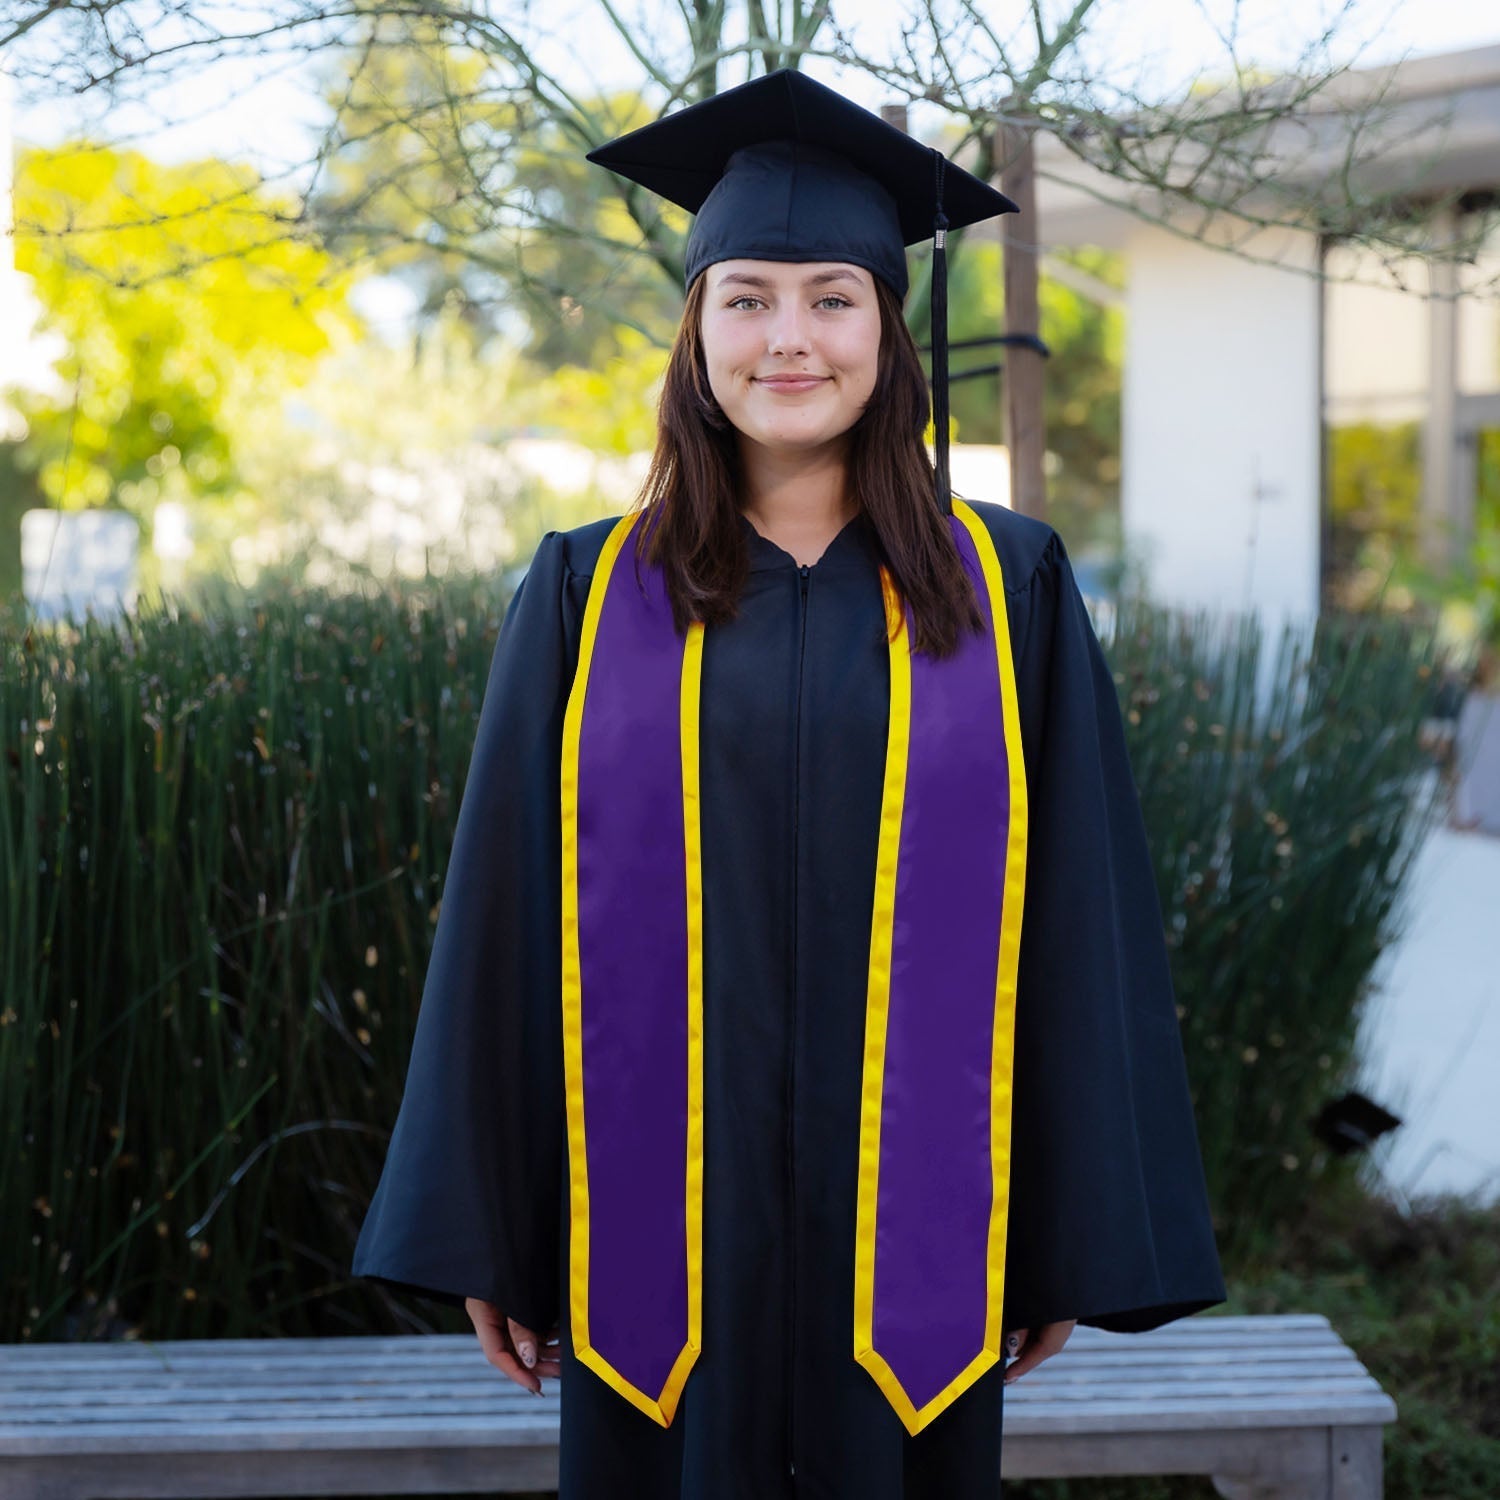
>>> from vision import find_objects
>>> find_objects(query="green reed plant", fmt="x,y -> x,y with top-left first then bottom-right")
1,561 -> 522,1341
1105,601 -> 1442,1259
1,566 -> 1440,1341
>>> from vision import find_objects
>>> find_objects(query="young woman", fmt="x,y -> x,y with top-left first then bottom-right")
353,70 -> 1224,1500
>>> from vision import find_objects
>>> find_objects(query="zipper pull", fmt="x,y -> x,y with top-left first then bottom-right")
799,563 -> 810,596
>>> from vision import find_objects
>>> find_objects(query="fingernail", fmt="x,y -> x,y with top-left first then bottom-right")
520,1343 -> 535,1367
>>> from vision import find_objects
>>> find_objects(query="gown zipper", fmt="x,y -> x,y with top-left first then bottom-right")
788,561 -> 811,1485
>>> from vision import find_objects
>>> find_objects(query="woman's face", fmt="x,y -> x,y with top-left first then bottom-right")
699,259 -> 882,460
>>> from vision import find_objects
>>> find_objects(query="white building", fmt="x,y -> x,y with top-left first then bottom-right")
1032,43 -> 1500,632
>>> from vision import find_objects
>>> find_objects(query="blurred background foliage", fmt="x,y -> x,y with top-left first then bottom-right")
10,143 -> 358,517
1109,603 -> 1442,1244
1326,420 -> 1500,674
0,14 -> 1130,601
0,0 -> 1492,638
1324,421 -> 1424,613
928,235 -> 1125,547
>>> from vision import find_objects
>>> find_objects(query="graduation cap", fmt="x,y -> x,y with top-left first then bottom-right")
586,69 -> 1020,516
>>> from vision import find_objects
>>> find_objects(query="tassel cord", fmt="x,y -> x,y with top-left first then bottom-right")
931,150 -> 951,518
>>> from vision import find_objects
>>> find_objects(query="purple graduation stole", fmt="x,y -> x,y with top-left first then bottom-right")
560,498 -> 1028,1436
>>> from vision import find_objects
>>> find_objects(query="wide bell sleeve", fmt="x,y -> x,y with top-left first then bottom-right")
352,531 -> 571,1335
1000,529 -> 1227,1335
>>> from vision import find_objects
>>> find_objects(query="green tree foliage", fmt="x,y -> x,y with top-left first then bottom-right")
518,329 -> 669,456
1323,421 -> 1422,612
11,143 -> 359,517
1325,423 -> 1500,672
6,31 -> 1128,577
306,16 -> 684,367
306,21 -> 1125,537
503,106 -> 689,367
933,239 -> 1123,545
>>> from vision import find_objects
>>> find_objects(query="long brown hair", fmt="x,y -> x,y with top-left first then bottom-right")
629,272 -> 985,658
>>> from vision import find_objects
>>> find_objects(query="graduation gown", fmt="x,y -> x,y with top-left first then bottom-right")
351,499 -> 1226,1499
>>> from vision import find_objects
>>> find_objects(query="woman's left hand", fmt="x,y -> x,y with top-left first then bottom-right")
1001,1320 -> 1077,1384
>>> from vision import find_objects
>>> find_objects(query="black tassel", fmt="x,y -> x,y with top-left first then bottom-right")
931,150 -> 951,517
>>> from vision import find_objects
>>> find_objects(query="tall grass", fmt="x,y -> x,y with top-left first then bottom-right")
2,563 -> 515,1340
1108,603 -> 1442,1257
1,569 -> 1440,1340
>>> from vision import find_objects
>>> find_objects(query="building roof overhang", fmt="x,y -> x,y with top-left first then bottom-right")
1019,42 -> 1500,249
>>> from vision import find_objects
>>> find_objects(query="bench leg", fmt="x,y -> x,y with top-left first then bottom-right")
1213,1426 -> 1385,1500
1330,1426 -> 1383,1500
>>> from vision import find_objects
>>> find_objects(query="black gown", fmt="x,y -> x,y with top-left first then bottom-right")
351,499 -> 1226,1499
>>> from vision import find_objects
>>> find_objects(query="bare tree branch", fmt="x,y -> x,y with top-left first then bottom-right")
8,0 -> 1496,347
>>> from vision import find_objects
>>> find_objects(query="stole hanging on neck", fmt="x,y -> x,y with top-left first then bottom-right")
560,501 -> 1027,1434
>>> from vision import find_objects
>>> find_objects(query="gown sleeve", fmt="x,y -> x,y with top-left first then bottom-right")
1001,527 -> 1227,1335
351,531 -> 572,1335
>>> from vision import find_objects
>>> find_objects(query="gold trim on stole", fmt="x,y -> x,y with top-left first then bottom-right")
852,497 -> 1030,1435
560,509 -> 705,1426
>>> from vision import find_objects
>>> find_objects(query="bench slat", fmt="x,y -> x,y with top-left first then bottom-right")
0,1391 -> 1396,1459
0,1344 -> 1357,1396
0,1315 -> 1337,1365
0,1329 -> 1355,1376
0,1373 -> 1394,1419
0,1357 -> 1378,1411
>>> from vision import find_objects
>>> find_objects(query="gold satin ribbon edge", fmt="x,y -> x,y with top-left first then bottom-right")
852,563 -> 913,1415
853,502 -> 1029,1437
561,510 -> 703,1429
955,498 -> 1029,1410
679,617 -> 707,1420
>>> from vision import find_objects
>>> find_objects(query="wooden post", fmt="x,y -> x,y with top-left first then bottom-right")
1422,207 -> 1460,570
999,120 -> 1047,521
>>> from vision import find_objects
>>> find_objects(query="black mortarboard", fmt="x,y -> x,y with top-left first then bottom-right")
586,69 -> 1020,516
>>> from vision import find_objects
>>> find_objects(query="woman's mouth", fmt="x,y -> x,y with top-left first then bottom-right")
755,375 -> 829,393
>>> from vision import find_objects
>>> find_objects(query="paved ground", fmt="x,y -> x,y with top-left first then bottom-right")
1356,820 -> 1500,1205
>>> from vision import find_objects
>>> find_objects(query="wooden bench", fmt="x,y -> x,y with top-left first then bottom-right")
0,1313 -> 1395,1499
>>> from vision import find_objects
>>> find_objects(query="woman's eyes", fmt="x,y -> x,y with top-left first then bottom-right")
725,295 -> 853,311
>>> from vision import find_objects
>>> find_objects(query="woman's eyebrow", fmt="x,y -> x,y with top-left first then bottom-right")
715,269 -> 866,289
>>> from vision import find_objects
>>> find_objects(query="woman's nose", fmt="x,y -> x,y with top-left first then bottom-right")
766,309 -> 812,358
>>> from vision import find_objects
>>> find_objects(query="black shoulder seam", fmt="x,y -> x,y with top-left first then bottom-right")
555,512 -> 626,583
565,544 -> 593,585
542,527 -> 590,586
541,529 -> 575,583
1004,525 -> 1062,599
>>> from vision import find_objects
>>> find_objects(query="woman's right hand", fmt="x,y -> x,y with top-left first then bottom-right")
465,1297 -> 561,1394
